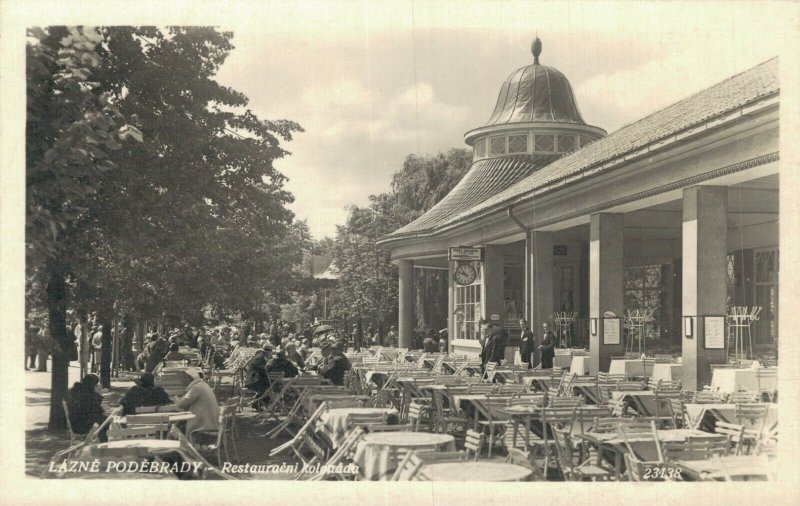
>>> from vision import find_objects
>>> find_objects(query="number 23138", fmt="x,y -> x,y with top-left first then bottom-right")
642,465 -> 682,480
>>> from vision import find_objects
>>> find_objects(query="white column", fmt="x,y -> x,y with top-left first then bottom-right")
398,259 -> 415,349
589,213 -> 625,374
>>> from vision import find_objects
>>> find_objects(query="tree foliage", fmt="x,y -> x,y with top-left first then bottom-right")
326,148 -> 472,332
26,26 -> 305,427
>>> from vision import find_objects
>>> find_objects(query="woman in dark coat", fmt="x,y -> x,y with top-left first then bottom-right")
67,374 -> 107,439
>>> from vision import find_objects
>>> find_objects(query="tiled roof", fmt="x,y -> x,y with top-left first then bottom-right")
389,155 -> 560,237
384,58 -> 778,241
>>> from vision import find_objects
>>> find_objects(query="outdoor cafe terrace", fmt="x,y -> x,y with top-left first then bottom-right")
39,343 -> 779,482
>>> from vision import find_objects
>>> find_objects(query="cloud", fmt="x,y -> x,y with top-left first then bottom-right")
274,78 -> 471,238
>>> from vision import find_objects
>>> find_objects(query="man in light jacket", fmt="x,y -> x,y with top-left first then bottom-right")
175,371 -> 219,437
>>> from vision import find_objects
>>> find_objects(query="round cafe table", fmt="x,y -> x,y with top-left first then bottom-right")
85,438 -> 183,458
421,462 -> 532,482
118,412 -> 196,425
353,431 -> 456,480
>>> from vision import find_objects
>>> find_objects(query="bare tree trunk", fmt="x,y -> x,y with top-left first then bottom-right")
99,308 -> 113,389
46,262 -> 69,431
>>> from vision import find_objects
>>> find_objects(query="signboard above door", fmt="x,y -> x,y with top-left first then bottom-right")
449,246 -> 484,262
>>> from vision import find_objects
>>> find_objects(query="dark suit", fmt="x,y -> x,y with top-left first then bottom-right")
319,352 -> 351,386
540,330 -> 556,369
519,328 -> 535,368
481,326 -> 507,365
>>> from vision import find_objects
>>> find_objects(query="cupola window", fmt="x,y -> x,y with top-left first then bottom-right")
508,134 -> 528,154
474,138 -> 486,158
534,134 -> 555,152
557,134 -> 576,153
490,136 -> 506,155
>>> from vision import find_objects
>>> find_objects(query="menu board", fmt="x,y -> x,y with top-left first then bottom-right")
603,318 -> 621,345
704,316 -> 726,349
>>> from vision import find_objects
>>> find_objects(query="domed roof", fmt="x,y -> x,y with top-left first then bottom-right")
484,37 -> 586,126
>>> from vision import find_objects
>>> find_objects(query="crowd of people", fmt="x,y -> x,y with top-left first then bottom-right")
61,314 -> 565,452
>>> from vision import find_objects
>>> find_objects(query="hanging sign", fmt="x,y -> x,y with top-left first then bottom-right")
704,316 -> 726,349
449,247 -> 484,262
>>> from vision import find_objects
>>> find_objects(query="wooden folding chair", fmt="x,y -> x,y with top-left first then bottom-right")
61,400 -> 78,447
390,451 -> 426,481
269,403 -> 329,466
652,389 -> 682,429
107,424 -> 168,440
552,426 -> 613,481
728,391 -> 761,404
477,398 -> 513,457
193,404 -> 239,465
714,421 -> 746,455
430,388 -> 471,435
662,435 -> 730,460
306,426 -> 365,481
549,396 -> 584,408
755,368 -> 777,402
536,407 -> 577,479
407,400 -> 432,432
735,403 -> 769,452
693,391 -> 726,404
464,429 -> 484,461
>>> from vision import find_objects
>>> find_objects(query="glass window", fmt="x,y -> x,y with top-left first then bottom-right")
490,136 -> 506,155
754,249 -> 779,345
623,264 -> 665,340
557,135 -> 576,153
455,264 -> 482,340
474,138 -> 486,158
534,134 -> 555,152
579,135 -> 593,148
508,134 -> 528,154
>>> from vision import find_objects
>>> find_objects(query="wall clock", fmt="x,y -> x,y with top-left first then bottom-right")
454,262 -> 477,285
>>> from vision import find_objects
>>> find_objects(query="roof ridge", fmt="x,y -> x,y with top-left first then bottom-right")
605,57 -> 778,136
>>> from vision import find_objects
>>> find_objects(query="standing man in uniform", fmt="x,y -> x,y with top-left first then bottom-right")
538,321 -> 556,369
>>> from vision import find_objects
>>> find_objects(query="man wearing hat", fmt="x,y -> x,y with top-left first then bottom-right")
244,343 -> 273,410
318,341 -> 351,386
143,332 -> 169,373
480,315 -> 508,368
118,372 -> 172,415
176,369 -> 219,437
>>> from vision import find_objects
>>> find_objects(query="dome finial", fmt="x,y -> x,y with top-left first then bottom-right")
531,35 -> 542,65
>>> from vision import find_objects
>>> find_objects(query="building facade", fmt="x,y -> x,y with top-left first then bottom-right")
377,39 -> 779,390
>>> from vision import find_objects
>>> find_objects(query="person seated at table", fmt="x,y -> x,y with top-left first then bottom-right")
163,342 -> 183,362
299,341 -> 310,360
244,343 -> 272,410
118,372 -> 173,415
318,341 -> 352,386
538,322 -> 556,369
67,373 -> 108,440
284,342 -> 305,370
422,333 -> 438,353
143,332 -> 169,373
175,370 -> 220,440
267,349 -> 300,378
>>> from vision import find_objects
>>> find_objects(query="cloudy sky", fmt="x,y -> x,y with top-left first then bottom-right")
206,1 -> 790,239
